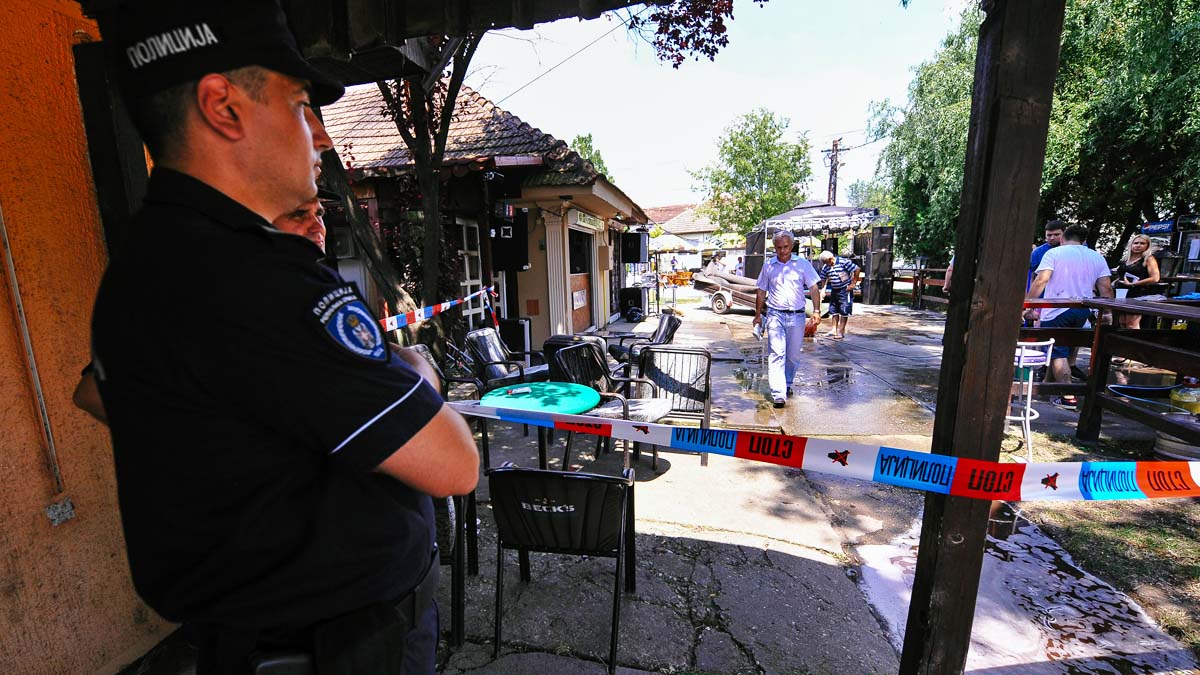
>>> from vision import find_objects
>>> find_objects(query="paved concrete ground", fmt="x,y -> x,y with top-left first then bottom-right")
121,301 -> 1194,675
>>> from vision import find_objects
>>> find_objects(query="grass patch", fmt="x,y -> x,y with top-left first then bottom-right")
1002,431 -> 1200,659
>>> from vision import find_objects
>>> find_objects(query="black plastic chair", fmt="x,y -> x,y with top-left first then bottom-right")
635,345 -> 713,466
552,342 -> 669,469
607,310 -> 682,368
465,327 -> 549,391
408,343 -> 483,647
543,333 -> 609,376
488,464 -> 636,674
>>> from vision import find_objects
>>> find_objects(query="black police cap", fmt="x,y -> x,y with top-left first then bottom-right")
99,0 -> 344,107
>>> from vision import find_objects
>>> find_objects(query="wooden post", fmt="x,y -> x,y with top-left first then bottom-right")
899,2 -> 1065,674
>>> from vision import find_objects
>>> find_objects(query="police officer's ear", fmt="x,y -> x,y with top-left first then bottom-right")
194,73 -> 249,142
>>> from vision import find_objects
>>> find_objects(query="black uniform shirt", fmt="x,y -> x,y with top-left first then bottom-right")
92,169 -> 444,630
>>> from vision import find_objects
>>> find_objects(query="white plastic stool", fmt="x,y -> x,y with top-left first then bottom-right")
1008,339 -> 1055,461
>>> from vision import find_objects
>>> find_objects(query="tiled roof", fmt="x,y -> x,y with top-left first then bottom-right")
659,205 -> 715,235
322,83 -> 564,170
522,141 -> 600,188
645,204 -> 691,224
321,82 -> 641,218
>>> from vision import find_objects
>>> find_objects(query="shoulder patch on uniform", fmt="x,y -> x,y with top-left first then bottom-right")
312,286 -> 386,361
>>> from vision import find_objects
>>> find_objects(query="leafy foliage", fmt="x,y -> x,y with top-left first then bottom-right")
570,133 -> 613,182
846,179 -> 890,211
869,7 -> 979,264
626,0 -> 769,68
691,108 -> 812,235
873,1 -> 1200,264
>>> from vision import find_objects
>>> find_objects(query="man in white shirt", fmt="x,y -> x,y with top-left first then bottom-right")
754,231 -> 823,407
1025,224 -> 1114,408
704,250 -> 727,275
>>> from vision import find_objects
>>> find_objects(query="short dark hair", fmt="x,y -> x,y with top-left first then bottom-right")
1063,224 -> 1088,242
1044,219 -> 1065,232
127,66 -> 268,161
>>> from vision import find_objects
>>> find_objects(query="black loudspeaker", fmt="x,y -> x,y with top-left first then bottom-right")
744,231 -> 766,280
621,232 -> 648,263
491,213 -> 529,270
872,225 -> 894,252
863,250 -> 893,305
498,318 -> 531,354
619,287 -> 647,313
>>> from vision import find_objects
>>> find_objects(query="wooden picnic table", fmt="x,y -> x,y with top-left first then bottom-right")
1076,298 -> 1200,445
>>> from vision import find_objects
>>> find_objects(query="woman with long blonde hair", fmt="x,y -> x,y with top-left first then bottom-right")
1112,234 -> 1160,329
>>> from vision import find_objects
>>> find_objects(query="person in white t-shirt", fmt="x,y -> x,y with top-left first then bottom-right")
1024,224 -> 1114,408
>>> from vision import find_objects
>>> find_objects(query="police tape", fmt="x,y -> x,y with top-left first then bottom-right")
448,400 -> 1200,502
379,286 -> 493,331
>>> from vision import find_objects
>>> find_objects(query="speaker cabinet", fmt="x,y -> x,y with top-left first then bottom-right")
621,232 -> 648,263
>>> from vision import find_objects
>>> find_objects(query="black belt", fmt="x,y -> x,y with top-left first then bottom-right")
767,306 -> 805,314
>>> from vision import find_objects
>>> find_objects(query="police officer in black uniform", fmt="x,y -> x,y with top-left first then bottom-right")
88,2 -> 480,673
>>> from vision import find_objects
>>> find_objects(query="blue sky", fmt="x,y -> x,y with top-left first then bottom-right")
465,0 -> 968,211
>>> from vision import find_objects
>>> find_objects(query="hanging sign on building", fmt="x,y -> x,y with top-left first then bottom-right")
575,211 -> 604,230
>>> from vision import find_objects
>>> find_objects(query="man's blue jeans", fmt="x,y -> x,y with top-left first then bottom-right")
765,308 -> 806,400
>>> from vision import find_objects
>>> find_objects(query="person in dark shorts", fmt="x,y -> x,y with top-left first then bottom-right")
816,250 -> 860,339
1024,224 -> 1114,408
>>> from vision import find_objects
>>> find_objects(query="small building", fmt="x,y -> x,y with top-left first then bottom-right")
323,84 -> 648,347
648,204 -> 742,271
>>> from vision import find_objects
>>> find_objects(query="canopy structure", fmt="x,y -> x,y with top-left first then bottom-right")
759,200 -> 887,235
649,232 -> 697,253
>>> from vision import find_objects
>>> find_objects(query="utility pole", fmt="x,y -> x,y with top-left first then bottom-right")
823,138 -> 843,204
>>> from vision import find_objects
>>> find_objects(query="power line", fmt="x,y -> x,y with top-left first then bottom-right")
496,6 -> 650,105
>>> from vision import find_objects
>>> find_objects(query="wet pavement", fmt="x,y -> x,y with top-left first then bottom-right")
677,303 -> 1198,674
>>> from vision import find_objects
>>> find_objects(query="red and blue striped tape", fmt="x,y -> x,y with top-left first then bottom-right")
448,401 -> 1200,502
379,286 -> 493,332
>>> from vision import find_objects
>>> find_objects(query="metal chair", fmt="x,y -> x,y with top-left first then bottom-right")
488,464 -> 636,675
1008,339 -> 1054,462
543,333 -> 609,374
552,342 -> 670,470
464,327 -> 549,391
606,310 -> 682,367
635,345 -> 713,466
408,343 -> 483,644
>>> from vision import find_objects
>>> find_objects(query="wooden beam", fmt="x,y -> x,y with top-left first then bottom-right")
72,41 -> 147,260
900,2 -> 1066,674
1094,393 -> 1200,445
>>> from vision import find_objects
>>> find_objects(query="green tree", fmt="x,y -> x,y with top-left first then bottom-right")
846,178 -> 889,211
570,133 -> 613,182
869,6 -> 979,264
871,1 -> 1200,264
691,108 -> 812,235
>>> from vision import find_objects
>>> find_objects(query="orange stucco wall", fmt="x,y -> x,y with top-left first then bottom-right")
0,1 -> 170,673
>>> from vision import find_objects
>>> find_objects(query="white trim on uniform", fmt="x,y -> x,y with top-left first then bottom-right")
330,376 -> 430,455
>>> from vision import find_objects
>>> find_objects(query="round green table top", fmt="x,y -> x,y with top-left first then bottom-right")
480,381 -> 600,415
